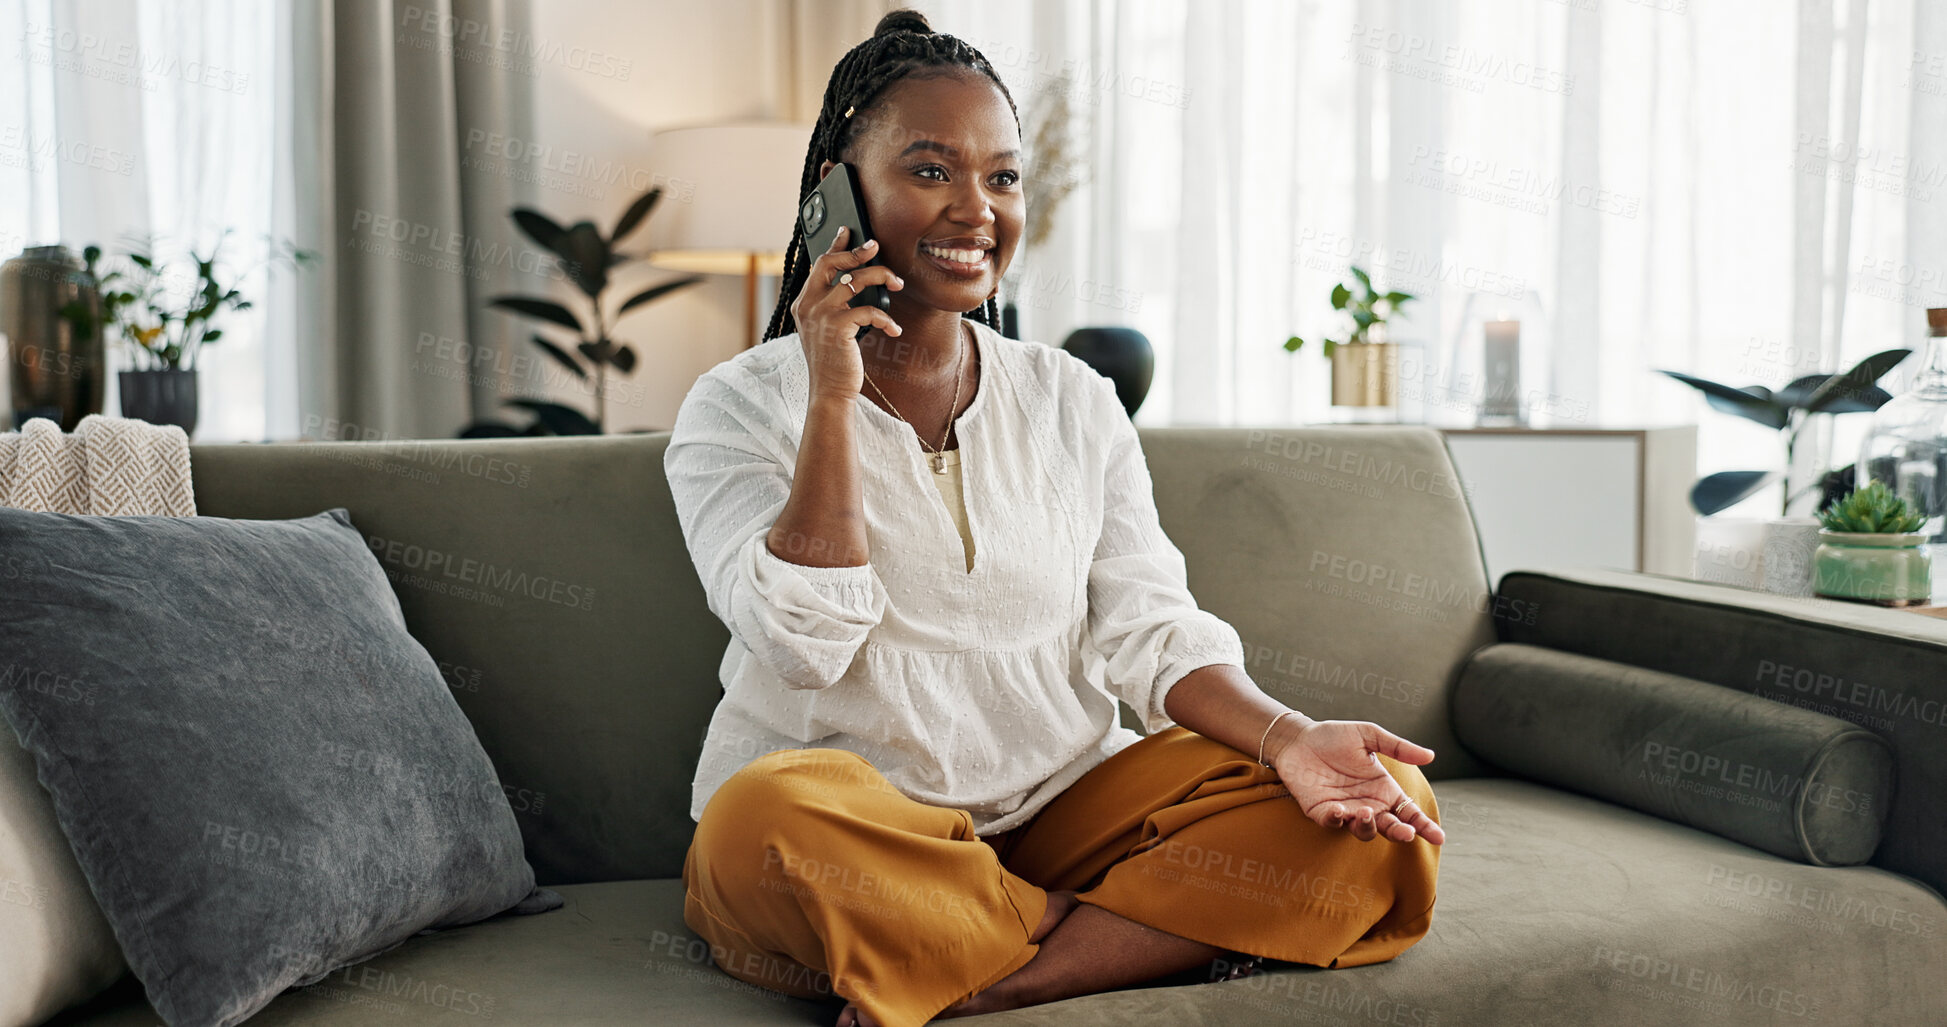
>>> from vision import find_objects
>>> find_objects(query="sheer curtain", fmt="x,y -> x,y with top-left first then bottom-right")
918,0 -> 1947,515
0,0 -> 280,442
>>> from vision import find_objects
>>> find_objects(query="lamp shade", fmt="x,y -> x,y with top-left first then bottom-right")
645,122 -> 812,276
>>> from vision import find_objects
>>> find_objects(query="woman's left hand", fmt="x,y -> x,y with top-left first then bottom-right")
1270,720 -> 1445,846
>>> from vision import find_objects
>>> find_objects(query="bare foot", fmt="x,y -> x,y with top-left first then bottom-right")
932,889 -> 1081,1019
834,1000 -> 880,1027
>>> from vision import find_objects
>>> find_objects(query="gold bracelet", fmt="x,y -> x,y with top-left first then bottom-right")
1257,710 -> 1302,767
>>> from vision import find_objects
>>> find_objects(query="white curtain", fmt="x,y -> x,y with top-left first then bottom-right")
0,0 -> 281,442
918,0 -> 1947,515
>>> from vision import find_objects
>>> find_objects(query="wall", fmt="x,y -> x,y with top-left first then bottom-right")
523,0 -> 790,432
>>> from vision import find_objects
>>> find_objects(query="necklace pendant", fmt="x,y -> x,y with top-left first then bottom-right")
931,453 -> 946,474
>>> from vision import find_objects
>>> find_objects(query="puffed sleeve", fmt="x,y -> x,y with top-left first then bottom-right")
1081,370 -> 1247,734
663,366 -> 889,691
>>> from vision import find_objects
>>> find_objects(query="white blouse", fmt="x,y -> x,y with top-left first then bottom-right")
665,318 -> 1248,836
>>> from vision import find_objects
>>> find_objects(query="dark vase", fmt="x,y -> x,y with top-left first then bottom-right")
3,244 -> 107,430
118,369 -> 199,436
1061,326 -> 1154,416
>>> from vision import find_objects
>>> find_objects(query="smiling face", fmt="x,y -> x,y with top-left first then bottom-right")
820,70 -> 1025,320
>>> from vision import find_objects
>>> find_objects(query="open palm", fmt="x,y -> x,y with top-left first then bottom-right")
1271,720 -> 1445,845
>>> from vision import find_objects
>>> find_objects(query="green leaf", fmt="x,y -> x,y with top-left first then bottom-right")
201,329 -> 222,343
610,187 -> 664,245
1691,470 -> 1781,516
577,339 -> 617,365
558,221 -> 609,298
1818,480 -> 1926,532
1330,283 -> 1350,310
1657,370 -> 1790,430
1284,335 -> 1305,352
1323,338 -> 1338,359
617,275 -> 705,315
1803,349 -> 1910,413
1349,265 -> 1371,290
488,296 -> 584,334
505,398 -> 600,435
1351,309 -> 1376,329
1381,290 -> 1413,307
511,209 -> 569,255
529,334 -> 587,380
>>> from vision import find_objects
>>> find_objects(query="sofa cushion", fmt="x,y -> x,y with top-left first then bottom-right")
1495,568 -> 1947,898
0,729 -> 125,1027
53,781 -> 1947,1027
1453,643 -> 1894,865
0,505 -> 560,1027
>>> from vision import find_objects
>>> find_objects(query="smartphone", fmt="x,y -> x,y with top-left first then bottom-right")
798,163 -> 893,329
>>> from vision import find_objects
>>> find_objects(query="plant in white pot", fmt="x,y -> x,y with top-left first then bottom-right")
1813,482 -> 1933,605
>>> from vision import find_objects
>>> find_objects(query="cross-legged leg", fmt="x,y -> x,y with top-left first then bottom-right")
683,746 -> 1055,1027
931,726 -> 1442,1019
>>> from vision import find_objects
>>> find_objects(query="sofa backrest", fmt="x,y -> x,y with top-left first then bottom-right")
1138,427 -> 1497,779
190,435 -> 727,886
188,425 -> 1496,884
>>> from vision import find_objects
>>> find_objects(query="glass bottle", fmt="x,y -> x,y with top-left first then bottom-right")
1859,308 -> 1947,542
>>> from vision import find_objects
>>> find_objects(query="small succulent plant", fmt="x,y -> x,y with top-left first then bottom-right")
1818,482 -> 1926,534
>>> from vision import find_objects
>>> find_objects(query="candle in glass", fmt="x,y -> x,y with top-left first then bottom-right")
1481,319 -> 1521,423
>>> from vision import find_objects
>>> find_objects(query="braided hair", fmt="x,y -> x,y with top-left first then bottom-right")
763,9 -> 1020,342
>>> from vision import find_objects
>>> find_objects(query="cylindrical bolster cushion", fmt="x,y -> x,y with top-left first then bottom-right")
1452,643 -> 1895,866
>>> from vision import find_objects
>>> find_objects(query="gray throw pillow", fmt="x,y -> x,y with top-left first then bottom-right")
1453,643 -> 1895,866
0,505 -> 560,1027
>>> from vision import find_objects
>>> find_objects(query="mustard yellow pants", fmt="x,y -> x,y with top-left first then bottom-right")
682,726 -> 1440,1027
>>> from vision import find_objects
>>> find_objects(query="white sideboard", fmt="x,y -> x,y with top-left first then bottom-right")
1438,427 -> 1698,586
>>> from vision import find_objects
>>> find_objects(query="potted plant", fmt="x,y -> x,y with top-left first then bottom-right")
72,235 -> 315,436
1813,481 -> 1933,605
1658,350 -> 1910,516
465,187 -> 703,436
1284,266 -> 1415,412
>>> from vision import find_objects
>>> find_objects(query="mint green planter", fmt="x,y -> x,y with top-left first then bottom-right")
1812,530 -> 1933,605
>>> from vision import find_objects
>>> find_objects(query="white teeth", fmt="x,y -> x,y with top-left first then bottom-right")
922,244 -> 988,265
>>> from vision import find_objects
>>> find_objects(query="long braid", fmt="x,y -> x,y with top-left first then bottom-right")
763,9 -> 1019,342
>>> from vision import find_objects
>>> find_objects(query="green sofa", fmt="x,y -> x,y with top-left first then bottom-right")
41,426 -> 1945,1025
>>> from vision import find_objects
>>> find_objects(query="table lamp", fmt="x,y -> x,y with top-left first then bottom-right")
646,122 -> 813,350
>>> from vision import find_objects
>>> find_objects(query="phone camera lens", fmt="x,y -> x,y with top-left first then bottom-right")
802,193 -> 826,234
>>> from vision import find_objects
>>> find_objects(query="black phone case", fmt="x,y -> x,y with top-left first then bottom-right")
799,163 -> 893,321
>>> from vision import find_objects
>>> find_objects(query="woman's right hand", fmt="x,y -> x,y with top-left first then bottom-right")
792,226 -> 904,405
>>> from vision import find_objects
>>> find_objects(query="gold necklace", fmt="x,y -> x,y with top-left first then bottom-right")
861,323 -> 967,475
